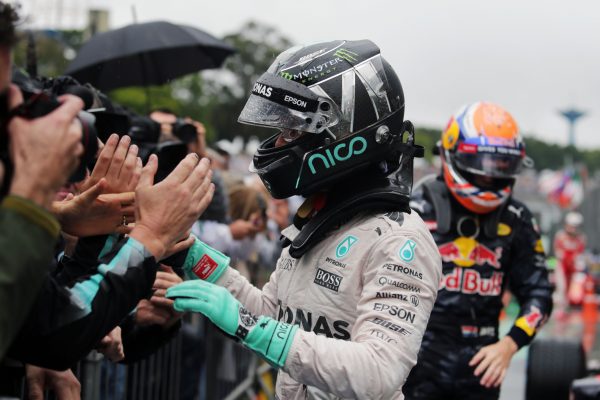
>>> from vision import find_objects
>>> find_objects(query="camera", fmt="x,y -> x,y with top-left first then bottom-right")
171,118 -> 197,144
129,115 -> 189,183
2,72 -> 102,186
0,71 -> 137,195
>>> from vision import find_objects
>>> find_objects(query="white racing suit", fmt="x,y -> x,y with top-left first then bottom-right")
215,211 -> 442,399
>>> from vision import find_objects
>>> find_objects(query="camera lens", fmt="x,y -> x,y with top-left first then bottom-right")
173,121 -> 197,143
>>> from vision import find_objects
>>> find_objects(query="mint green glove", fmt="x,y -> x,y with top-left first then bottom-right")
166,280 -> 298,368
182,236 -> 230,283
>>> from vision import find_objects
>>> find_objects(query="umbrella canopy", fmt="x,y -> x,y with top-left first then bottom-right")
65,20 -> 235,91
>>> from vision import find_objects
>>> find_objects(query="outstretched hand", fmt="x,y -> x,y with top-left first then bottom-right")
129,154 -> 214,259
469,336 -> 518,388
79,133 -> 142,194
166,280 -> 240,336
26,364 -> 81,400
53,179 -> 135,236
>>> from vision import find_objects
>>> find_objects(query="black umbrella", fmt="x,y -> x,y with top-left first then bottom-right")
65,20 -> 235,91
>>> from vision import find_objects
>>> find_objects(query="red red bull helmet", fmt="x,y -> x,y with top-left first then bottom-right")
440,102 -> 525,214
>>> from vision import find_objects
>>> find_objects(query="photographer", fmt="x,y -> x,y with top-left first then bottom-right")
0,1 -> 84,358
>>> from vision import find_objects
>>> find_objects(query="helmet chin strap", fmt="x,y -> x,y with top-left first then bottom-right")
283,173 -> 413,259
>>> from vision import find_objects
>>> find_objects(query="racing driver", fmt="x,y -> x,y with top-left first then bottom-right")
404,102 -> 553,399
166,40 -> 442,399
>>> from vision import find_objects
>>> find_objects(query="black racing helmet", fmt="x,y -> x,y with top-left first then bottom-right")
238,40 -> 412,199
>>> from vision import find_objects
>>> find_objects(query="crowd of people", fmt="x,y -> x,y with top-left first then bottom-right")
1,2 -> 590,400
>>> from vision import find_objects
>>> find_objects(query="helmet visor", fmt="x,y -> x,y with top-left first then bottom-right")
238,72 -> 340,134
454,144 -> 524,179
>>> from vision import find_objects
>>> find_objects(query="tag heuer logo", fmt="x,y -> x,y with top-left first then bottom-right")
314,268 -> 343,292
335,235 -> 358,259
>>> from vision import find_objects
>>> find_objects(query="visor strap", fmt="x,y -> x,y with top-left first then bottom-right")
250,83 -> 319,113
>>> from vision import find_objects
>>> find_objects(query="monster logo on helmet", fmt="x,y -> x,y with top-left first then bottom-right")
238,39 -> 421,200
439,102 -> 526,214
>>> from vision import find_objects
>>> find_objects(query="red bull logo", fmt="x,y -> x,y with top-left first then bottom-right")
515,305 -> 543,336
440,267 -> 504,296
438,237 -> 503,269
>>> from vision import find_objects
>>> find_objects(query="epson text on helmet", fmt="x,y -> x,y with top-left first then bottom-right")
284,95 -> 308,109
308,136 -> 368,175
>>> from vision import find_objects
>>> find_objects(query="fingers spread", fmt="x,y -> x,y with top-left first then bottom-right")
129,157 -> 143,189
163,235 -> 195,259
78,178 -> 106,205
469,348 -> 485,367
185,157 -> 211,189
473,352 -> 492,377
118,143 -> 138,183
137,154 -> 158,188
93,133 -> 119,178
107,135 -> 131,180
165,153 -> 200,184
195,183 -> 215,217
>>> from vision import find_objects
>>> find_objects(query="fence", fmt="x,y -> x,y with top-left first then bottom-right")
6,316 -> 275,400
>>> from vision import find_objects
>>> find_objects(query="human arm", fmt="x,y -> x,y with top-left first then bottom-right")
178,235 -> 280,317
185,118 -> 207,159
505,211 -> 553,348
469,336 -> 518,388
0,196 -> 59,357
52,133 -> 142,236
281,231 -> 441,399
6,85 -> 84,210
78,133 -> 142,194
26,365 -> 81,400
469,208 -> 553,388
0,86 -> 82,357
118,267 -> 184,364
169,228 -> 442,399
118,311 -> 181,364
6,235 -> 159,370
51,181 -> 135,237
97,326 -> 125,362
6,154 -> 214,369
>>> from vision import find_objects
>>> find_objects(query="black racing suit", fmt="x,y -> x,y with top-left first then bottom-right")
403,176 -> 553,400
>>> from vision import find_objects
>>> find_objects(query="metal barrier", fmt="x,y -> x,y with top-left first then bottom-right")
6,318 -> 275,400
203,323 -> 275,400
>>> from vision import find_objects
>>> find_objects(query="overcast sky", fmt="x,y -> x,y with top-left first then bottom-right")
18,0 -> 600,147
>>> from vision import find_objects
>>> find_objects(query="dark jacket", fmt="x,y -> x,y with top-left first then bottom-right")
6,234 -> 158,370
0,196 -> 60,358
410,176 -> 553,348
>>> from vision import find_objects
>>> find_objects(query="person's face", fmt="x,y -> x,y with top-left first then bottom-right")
149,111 -> 177,142
274,129 -> 308,148
565,224 -> 579,236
